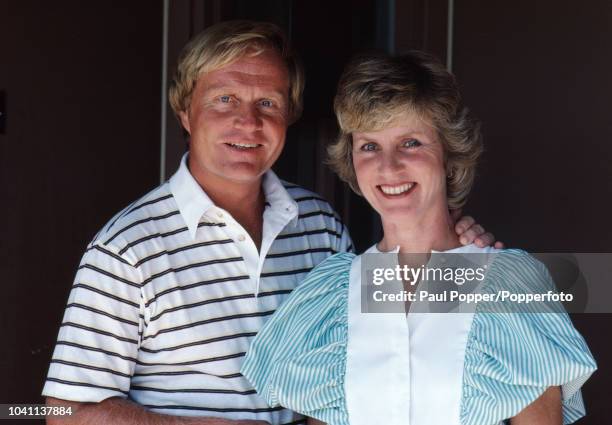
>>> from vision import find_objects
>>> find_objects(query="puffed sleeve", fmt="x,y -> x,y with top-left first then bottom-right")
241,252 -> 355,425
461,250 -> 597,425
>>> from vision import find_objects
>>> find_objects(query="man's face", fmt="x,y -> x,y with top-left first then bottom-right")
179,48 -> 290,188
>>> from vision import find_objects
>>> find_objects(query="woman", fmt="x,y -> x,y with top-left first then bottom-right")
241,51 -> 596,425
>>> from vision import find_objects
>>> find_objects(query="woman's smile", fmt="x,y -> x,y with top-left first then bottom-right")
377,182 -> 417,197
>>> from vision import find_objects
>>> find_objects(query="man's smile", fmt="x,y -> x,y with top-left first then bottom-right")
225,142 -> 263,150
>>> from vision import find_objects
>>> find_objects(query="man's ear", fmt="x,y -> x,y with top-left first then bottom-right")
178,110 -> 191,134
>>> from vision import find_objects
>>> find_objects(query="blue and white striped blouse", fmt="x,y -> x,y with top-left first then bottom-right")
242,245 -> 597,425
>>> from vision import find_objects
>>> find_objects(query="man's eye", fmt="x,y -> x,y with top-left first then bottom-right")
360,143 -> 378,151
402,139 -> 422,148
260,99 -> 273,107
220,95 -> 231,103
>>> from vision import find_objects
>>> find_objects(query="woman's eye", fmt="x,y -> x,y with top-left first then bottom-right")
260,99 -> 273,107
402,139 -> 422,148
360,143 -> 378,151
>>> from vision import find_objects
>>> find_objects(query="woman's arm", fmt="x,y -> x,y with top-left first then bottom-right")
305,387 -> 562,425
510,386 -> 562,425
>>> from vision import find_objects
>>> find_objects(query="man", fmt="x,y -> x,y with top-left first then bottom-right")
44,20 -> 496,425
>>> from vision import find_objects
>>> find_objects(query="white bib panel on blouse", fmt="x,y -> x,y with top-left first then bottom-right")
345,244 -> 498,425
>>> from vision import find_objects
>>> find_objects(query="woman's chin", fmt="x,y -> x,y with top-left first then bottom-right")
376,205 -> 420,223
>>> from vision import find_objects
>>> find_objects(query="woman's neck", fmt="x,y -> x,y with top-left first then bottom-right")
378,206 -> 461,254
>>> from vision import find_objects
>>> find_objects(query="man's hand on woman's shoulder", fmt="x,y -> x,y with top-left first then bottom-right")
453,211 -> 505,249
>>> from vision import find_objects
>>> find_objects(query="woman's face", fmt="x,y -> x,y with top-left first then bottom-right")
352,111 -> 447,223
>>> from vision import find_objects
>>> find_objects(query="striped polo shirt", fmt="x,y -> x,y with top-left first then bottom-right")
43,153 -> 352,424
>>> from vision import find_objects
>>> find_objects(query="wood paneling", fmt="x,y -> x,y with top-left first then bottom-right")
0,0 -> 162,407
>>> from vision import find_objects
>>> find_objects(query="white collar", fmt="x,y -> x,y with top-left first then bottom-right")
366,242 -> 483,255
169,153 -> 298,240
365,244 -> 400,254
261,170 -> 300,228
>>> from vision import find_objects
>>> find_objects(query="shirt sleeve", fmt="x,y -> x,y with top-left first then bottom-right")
461,250 -> 597,425
336,221 -> 354,254
42,241 -> 144,402
241,253 -> 354,425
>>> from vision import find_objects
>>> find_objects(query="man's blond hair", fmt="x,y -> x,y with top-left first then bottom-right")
169,20 -> 304,124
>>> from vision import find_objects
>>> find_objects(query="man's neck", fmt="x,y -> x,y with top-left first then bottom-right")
190,165 -> 266,249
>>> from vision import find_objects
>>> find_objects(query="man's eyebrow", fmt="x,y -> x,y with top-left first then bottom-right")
203,83 -> 234,93
264,90 -> 288,102
204,83 -> 287,101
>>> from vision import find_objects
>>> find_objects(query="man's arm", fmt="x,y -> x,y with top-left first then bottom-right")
44,245 -> 269,425
510,386 -> 562,425
46,397 -> 269,425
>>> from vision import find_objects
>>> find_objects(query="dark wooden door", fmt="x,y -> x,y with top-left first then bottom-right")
0,0 -> 162,410
454,1 -> 612,421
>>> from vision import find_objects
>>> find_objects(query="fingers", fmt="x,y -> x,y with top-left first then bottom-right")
472,230 -> 494,247
455,216 -> 504,248
454,215 -> 475,235
459,224 -> 485,245
494,241 -> 505,249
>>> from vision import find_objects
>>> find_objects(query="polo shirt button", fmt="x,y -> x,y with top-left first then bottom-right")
216,212 -> 224,218
238,234 -> 246,242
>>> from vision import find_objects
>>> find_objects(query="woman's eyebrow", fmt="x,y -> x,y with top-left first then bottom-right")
353,135 -> 378,143
398,129 -> 425,136
394,130 -> 430,140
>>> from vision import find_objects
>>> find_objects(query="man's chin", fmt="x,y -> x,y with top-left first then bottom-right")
217,163 -> 268,184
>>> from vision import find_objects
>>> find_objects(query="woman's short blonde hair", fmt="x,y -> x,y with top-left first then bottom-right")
169,20 -> 304,124
328,51 -> 482,210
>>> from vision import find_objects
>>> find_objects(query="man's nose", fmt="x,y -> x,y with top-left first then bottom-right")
235,104 -> 263,131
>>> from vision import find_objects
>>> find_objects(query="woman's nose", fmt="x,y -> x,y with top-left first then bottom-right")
378,151 -> 403,173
